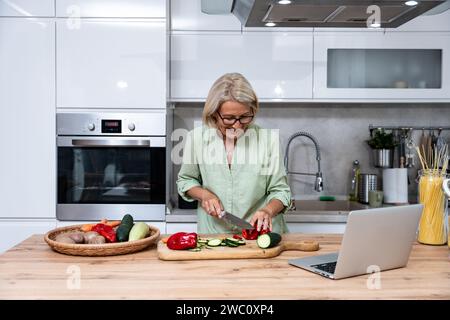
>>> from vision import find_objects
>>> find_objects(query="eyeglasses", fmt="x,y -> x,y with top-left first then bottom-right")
216,112 -> 254,125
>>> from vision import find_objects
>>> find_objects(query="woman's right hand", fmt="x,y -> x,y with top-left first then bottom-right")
199,189 -> 223,217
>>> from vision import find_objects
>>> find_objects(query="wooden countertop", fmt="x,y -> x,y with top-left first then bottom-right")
0,234 -> 448,300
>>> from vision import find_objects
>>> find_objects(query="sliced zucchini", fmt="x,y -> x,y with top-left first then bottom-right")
225,238 -> 240,246
257,232 -> 282,249
207,238 -> 222,247
226,242 -> 239,247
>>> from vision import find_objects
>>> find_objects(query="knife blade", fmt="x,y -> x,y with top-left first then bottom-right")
219,211 -> 254,230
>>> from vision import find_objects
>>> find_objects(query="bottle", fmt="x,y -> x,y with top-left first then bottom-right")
349,160 -> 361,201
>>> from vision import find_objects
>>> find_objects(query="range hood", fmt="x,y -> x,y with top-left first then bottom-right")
231,0 -> 446,28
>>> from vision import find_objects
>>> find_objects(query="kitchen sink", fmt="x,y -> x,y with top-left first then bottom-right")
290,200 -> 368,215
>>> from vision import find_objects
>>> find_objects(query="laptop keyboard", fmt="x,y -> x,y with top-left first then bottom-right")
311,261 -> 337,274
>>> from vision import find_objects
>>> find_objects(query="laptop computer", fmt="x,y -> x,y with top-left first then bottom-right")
288,204 -> 423,280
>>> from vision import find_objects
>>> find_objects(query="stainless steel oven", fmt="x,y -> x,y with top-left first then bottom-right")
57,112 -> 166,221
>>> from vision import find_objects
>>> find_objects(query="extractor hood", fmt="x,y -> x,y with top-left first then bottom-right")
231,0 -> 447,28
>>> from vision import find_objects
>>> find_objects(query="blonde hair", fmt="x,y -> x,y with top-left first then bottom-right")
202,73 -> 259,128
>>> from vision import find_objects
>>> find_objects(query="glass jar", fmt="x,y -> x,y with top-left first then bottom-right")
443,178 -> 450,248
417,170 -> 448,245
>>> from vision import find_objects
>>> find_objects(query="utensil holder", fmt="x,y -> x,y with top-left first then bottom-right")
373,149 -> 394,168
358,174 -> 378,204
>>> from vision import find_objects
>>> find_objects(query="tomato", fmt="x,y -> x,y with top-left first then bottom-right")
232,234 -> 243,240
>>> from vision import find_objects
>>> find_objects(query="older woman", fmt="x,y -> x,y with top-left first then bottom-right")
177,73 -> 291,234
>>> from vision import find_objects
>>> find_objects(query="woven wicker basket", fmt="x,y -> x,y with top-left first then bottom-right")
44,224 -> 160,256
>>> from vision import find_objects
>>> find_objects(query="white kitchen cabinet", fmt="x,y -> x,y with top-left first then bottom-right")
170,0 -> 240,31
166,223 -> 197,234
171,31 -> 313,101
395,9 -> 450,32
287,223 -> 346,234
0,0 -> 54,17
0,219 -> 56,253
56,0 -> 166,18
0,18 -> 56,219
57,19 -> 166,109
313,32 -> 450,100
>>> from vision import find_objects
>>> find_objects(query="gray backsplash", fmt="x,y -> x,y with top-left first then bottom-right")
170,103 -> 450,205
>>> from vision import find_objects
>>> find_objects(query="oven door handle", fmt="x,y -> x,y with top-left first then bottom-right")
71,139 -> 150,147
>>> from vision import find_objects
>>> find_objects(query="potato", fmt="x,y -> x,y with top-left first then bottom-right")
55,234 -> 76,244
83,231 -> 100,243
67,232 -> 85,244
88,235 -> 106,244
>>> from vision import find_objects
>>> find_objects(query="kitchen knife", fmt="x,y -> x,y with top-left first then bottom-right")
219,211 -> 254,230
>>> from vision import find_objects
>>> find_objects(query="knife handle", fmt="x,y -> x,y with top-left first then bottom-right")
282,240 -> 320,252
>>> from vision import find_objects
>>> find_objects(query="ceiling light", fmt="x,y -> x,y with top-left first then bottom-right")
265,22 -> 276,27
405,1 -> 418,6
278,0 -> 292,4
117,81 -> 128,89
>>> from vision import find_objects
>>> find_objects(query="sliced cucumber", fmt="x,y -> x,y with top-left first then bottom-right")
237,240 -> 246,245
198,238 -> 208,244
226,242 -> 239,247
189,247 -> 201,252
225,237 -> 240,245
207,238 -> 222,247
257,232 -> 282,249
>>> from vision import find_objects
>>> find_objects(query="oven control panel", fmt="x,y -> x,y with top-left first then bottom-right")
57,112 -> 165,136
102,119 -> 122,133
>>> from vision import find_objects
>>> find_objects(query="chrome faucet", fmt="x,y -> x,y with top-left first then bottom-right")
284,131 -> 323,196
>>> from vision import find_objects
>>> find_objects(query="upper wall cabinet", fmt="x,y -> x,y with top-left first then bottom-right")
0,0 -> 54,16
313,32 -> 450,100
56,0 -> 166,18
171,31 -> 313,101
170,0 -> 240,31
57,20 -> 166,109
395,9 -> 450,31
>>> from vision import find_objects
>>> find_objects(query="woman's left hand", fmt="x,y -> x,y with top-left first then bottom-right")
250,208 -> 273,232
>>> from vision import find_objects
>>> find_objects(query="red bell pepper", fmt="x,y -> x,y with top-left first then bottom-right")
242,227 -> 259,240
242,222 -> 270,240
92,223 -> 116,243
167,232 -> 197,250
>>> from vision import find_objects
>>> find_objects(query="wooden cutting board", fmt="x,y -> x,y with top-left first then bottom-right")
157,234 -> 320,261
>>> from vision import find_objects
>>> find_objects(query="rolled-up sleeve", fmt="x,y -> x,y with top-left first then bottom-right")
177,131 -> 202,202
265,139 -> 292,214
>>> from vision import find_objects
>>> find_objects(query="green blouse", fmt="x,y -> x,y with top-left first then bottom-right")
177,124 -> 291,234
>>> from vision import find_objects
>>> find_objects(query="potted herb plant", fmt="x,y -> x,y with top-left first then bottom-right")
366,129 -> 397,168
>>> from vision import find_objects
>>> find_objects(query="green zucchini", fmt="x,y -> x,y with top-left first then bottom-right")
225,238 -> 239,248
225,238 -> 240,246
226,242 -> 239,247
207,238 -> 222,247
116,214 -> 134,242
257,232 -> 282,249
